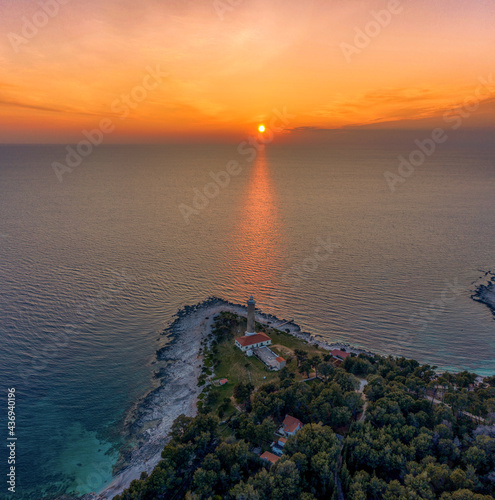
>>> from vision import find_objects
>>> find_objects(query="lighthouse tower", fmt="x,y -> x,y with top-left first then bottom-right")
246,295 -> 256,336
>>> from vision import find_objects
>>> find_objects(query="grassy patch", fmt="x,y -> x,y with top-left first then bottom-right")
267,329 -> 321,355
214,341 -> 279,394
200,313 -> 327,414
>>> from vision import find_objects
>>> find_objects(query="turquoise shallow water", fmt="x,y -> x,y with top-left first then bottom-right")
0,142 -> 494,498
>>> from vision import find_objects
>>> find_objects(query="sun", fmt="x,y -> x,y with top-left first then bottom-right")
258,124 -> 266,133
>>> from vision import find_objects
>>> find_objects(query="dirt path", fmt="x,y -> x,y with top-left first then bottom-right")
357,378 -> 368,423
425,395 -> 485,423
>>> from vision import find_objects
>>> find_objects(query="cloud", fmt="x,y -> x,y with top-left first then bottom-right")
300,85 -> 495,131
287,126 -> 339,132
0,96 -> 101,116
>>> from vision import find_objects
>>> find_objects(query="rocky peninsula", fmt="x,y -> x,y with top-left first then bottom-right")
83,297 -> 372,499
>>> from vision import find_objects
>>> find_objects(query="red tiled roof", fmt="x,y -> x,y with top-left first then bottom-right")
235,332 -> 271,347
260,451 -> 279,464
219,378 -> 228,384
275,356 -> 285,363
282,415 -> 303,433
331,349 -> 350,359
278,437 -> 287,444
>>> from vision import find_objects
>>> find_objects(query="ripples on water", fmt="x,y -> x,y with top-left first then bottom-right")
0,143 -> 494,497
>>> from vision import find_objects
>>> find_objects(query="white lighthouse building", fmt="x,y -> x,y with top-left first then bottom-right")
234,295 -> 272,353
246,295 -> 256,336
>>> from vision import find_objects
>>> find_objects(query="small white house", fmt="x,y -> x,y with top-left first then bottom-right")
270,437 -> 287,456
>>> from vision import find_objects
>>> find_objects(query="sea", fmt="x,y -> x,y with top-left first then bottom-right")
1,140 -> 494,498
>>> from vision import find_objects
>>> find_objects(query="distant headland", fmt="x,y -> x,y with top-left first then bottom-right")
472,271 -> 495,317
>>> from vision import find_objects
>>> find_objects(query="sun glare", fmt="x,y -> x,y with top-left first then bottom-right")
258,124 -> 266,133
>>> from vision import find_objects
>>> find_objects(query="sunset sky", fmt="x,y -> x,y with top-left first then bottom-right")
1,0 -> 494,143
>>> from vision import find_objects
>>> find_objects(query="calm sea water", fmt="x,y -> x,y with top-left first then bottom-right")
1,142 -> 494,498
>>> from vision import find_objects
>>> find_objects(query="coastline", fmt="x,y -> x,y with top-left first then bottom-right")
472,272 -> 495,317
87,297 -> 374,499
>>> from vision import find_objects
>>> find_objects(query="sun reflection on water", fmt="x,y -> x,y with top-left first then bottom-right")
230,148 -> 284,296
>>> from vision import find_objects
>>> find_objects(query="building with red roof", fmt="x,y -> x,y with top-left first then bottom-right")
331,349 -> 351,361
260,451 -> 280,465
280,415 -> 303,436
235,332 -> 271,352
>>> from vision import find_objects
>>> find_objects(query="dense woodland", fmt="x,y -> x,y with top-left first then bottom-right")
115,314 -> 495,500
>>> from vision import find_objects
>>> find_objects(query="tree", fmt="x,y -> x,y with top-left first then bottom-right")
449,468 -> 472,491
279,367 -> 295,384
294,349 -> 308,367
229,482 -> 262,500
333,369 -> 360,392
283,425 -> 339,498
255,417 -> 276,446
329,406 -> 351,428
453,371 -> 477,388
310,451 -> 337,497
234,383 -> 254,403
271,460 -> 302,499
310,355 -> 321,377
171,414 -> 194,440
406,375 -> 427,398
299,360 -> 312,378
411,432 -> 434,460
192,462 -> 220,498
428,380 -> 440,409
344,356 -> 373,376
318,362 -> 335,381
344,392 -> 364,421
284,424 -> 340,464
364,375 -> 386,402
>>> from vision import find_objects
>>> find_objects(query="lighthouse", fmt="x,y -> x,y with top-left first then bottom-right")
246,295 -> 256,336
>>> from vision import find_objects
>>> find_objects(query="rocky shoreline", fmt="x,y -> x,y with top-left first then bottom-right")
471,271 -> 495,317
85,296 -> 375,499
